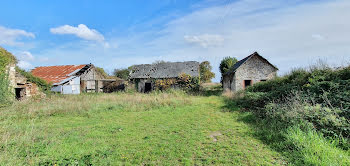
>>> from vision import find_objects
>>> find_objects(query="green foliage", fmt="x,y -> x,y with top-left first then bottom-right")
0,47 -> 17,106
235,66 -> 350,147
16,67 -> 52,93
0,47 -> 17,73
263,96 -> 350,141
177,73 -> 200,91
96,67 -> 116,79
219,57 -> 237,74
155,78 -> 177,90
153,73 -> 200,92
0,73 -> 13,107
199,61 -> 215,83
113,68 -> 130,80
239,113 -> 350,165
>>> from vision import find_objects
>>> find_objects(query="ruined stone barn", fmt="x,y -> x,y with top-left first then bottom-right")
7,63 -> 43,100
222,52 -> 278,92
129,61 -> 200,93
31,64 -> 112,94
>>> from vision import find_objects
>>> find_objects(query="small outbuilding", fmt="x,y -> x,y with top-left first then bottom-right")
222,52 -> 278,92
31,64 -> 110,94
7,63 -> 43,100
129,61 -> 200,93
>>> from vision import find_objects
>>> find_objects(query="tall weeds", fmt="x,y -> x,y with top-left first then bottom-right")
231,65 -> 350,164
0,73 -> 13,107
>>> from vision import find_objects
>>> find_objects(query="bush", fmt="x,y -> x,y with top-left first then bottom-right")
234,66 -> 350,148
263,94 -> 350,140
153,73 -> 200,92
0,47 -> 17,106
0,47 -> 17,73
155,79 -> 177,91
177,73 -> 200,91
244,67 -> 350,122
0,73 -> 13,107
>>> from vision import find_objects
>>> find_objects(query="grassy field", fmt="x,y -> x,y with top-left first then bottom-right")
0,91 -> 285,165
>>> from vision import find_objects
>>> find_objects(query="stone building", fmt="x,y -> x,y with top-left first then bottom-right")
7,63 -> 43,100
129,61 -> 200,93
222,52 -> 278,92
31,64 -> 113,94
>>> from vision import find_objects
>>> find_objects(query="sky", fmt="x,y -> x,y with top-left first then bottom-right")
0,0 -> 349,82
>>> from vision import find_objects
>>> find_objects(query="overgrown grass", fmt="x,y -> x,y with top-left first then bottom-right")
235,66 -> 350,142
0,91 -> 284,165
0,47 -> 16,107
233,110 -> 350,166
229,65 -> 350,165
0,73 -> 13,107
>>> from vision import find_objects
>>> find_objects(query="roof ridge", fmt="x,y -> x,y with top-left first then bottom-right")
224,52 -> 277,75
133,61 -> 199,66
34,64 -> 88,68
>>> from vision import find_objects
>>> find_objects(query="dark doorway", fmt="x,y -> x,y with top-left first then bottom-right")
244,80 -> 252,88
15,88 -> 25,100
145,83 -> 152,93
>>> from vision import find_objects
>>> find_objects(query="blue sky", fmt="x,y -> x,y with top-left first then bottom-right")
1,0 -> 349,82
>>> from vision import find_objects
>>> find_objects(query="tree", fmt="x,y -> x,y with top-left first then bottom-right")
219,57 -> 238,74
200,61 -> 215,83
96,67 -> 117,79
113,68 -> 130,80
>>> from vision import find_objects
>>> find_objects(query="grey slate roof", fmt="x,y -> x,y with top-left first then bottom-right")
224,52 -> 278,75
130,61 -> 200,79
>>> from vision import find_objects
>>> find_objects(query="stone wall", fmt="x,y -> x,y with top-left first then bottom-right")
7,64 -> 16,88
223,73 -> 233,92
137,79 -> 154,93
233,55 -> 277,91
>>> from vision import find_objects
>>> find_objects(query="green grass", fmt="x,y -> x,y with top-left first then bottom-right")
232,110 -> 350,166
0,92 -> 284,165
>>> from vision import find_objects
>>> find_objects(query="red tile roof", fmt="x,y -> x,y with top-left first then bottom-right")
31,65 -> 87,84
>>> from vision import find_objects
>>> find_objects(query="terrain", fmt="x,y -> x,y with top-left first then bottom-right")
0,91 -> 284,165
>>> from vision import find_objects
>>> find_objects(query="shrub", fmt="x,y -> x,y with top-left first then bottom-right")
0,73 -> 13,107
245,67 -> 350,122
0,47 -> 17,106
177,73 -> 200,91
155,79 -> 177,91
153,73 -> 200,92
263,94 -> 350,140
0,47 -> 17,73
234,66 -> 350,148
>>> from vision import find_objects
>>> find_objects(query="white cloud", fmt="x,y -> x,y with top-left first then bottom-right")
312,34 -> 325,40
17,61 -> 33,70
37,0 -> 350,82
50,24 -> 105,42
184,34 -> 224,48
16,51 -> 34,61
0,26 -> 35,46
141,0 -> 350,81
